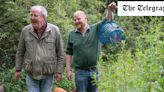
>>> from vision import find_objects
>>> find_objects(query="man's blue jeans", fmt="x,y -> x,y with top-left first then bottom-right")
26,74 -> 54,92
75,68 -> 98,92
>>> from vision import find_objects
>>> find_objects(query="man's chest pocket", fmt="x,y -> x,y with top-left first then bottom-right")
43,38 -> 55,50
25,38 -> 34,49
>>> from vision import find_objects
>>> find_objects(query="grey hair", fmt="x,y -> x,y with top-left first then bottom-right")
30,5 -> 48,18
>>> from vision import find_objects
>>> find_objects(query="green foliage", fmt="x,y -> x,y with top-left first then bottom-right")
0,68 -> 26,92
0,0 -> 27,71
55,71 -> 75,91
0,0 -> 163,91
98,17 -> 164,92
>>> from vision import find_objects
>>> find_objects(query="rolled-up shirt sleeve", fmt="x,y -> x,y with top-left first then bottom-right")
66,33 -> 73,55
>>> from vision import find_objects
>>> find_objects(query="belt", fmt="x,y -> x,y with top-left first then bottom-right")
75,66 -> 97,70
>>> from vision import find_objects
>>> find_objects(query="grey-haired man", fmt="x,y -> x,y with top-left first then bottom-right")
15,5 -> 65,92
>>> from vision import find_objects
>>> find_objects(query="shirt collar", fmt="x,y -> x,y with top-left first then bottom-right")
34,22 -> 47,32
30,22 -> 51,33
75,25 -> 90,33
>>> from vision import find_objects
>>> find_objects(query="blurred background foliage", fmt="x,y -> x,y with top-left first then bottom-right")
0,0 -> 163,92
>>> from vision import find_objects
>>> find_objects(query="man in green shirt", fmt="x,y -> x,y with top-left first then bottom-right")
66,2 -> 117,92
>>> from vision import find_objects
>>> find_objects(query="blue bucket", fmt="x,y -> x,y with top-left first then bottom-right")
98,20 -> 125,44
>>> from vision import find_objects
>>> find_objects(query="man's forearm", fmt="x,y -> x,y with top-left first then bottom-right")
106,2 -> 117,20
66,55 -> 72,72
106,11 -> 114,20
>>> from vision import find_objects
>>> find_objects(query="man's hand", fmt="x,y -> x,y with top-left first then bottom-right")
15,72 -> 21,80
106,2 -> 117,20
55,73 -> 62,81
66,70 -> 72,81
108,2 -> 117,12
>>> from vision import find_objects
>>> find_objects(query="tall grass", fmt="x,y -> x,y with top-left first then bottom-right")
98,17 -> 164,92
